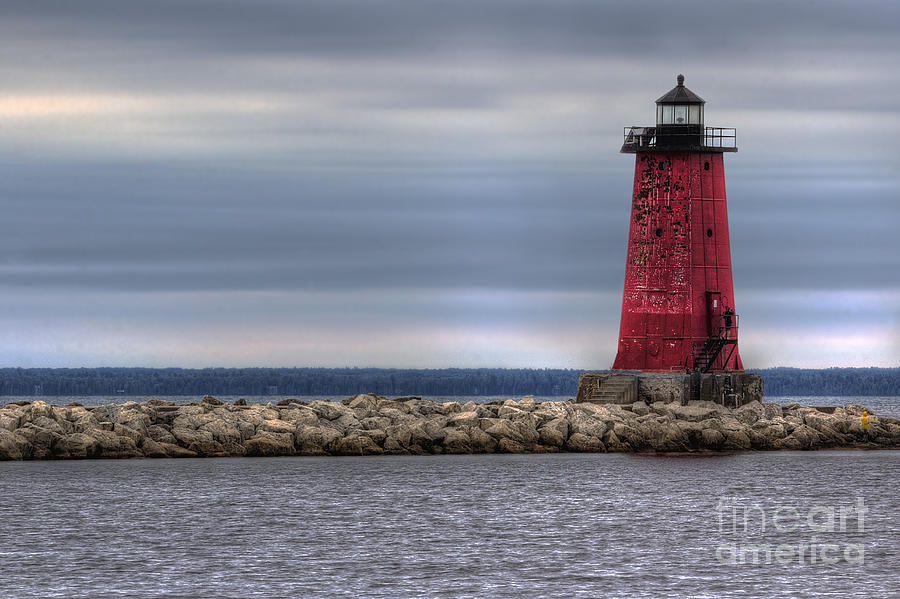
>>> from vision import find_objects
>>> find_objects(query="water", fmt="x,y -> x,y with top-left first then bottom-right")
3,395 -> 899,417
1,452 -> 898,598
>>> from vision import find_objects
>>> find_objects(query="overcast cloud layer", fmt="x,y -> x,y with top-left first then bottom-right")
1,0 -> 898,368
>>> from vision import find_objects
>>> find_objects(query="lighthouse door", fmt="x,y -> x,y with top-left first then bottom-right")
706,291 -> 723,336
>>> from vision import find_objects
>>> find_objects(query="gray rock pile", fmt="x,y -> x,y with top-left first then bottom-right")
0,395 -> 897,460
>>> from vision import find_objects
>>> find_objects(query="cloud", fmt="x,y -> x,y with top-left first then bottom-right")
0,0 -> 898,366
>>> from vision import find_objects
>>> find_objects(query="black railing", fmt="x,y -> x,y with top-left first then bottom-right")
622,126 -> 737,153
703,127 -> 737,150
693,314 -> 739,372
714,313 -> 739,340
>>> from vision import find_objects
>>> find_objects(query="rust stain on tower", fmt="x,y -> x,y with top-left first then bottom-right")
613,75 -> 743,373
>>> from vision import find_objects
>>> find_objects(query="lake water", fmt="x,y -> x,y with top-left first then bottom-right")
1,452 -> 898,598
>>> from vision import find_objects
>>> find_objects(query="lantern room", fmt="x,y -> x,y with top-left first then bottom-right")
656,74 -> 704,126
621,74 -> 736,153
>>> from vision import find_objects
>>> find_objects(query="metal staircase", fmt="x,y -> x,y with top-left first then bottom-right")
693,314 -> 739,373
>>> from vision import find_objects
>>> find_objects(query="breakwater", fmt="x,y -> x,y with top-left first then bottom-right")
1,395 -> 897,460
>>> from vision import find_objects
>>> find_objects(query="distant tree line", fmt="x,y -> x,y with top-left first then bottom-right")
747,367 -> 900,397
0,367 -> 575,397
0,367 -> 896,397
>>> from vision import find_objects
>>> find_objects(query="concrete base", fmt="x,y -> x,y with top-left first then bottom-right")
577,371 -> 764,408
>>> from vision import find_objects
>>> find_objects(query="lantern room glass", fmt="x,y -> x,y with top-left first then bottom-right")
657,104 -> 703,125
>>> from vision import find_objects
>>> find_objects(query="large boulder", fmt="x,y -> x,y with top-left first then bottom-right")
672,403 -> 723,423
244,432 -> 295,456
346,393 -> 382,414
441,428 -> 472,454
448,411 -> 479,428
538,418 -> 569,448
60,433 -> 101,459
468,427 -> 498,453
0,430 -> 25,460
733,401 -> 765,425
14,424 -> 64,459
565,433 -> 604,452
568,411 -> 607,441
335,433 -> 384,456
295,425 -> 342,455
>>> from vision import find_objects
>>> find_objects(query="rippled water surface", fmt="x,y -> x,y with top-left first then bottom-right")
1,452 -> 898,598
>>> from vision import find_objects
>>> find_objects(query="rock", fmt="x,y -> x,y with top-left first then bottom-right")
156,442 -> 198,458
201,395 -> 223,405
118,412 -> 151,436
259,419 -> 296,435
32,416 -> 65,435
61,433 -> 101,459
568,411 -> 607,441
673,403 -> 723,422
763,403 -> 783,419
15,424 -> 64,459
360,416 -> 392,431
201,420 -> 245,446
733,401 -> 765,425
0,430 -> 24,460
279,406 -> 322,428
701,428 -> 725,448
139,438 -> 169,458
0,413 -> 19,432
498,405 -> 526,419
775,424 -> 821,450
628,401 -> 650,416
311,401 -> 352,421
234,398 -> 248,406
0,396 -> 894,459
90,429 -> 141,459
538,418 -> 569,448
532,402 -> 570,426
441,428 -> 472,454
244,432 -> 295,456
335,433 -> 384,456
147,425 -> 177,445
649,422 -> 689,452
346,394 -> 381,413
170,427 -> 216,450
383,424 -> 413,449
565,433 -> 604,452
483,419 -> 538,446
146,399 -> 176,407
497,438 -> 526,453
518,397 -> 537,411
468,427 -> 498,453
295,425 -> 342,455
113,424 -> 144,445
277,398 -> 305,406
448,411 -> 479,427
358,429 -> 386,446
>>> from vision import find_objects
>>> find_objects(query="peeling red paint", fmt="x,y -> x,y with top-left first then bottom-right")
612,152 -> 743,372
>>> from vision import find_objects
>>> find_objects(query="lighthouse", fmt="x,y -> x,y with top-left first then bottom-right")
613,75 -> 743,373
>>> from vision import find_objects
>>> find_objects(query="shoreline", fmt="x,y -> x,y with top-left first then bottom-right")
1,394 -> 898,461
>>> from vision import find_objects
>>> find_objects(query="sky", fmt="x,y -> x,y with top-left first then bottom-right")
1,0 -> 898,369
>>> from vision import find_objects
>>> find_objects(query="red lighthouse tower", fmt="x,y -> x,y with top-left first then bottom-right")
612,75 -> 743,373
